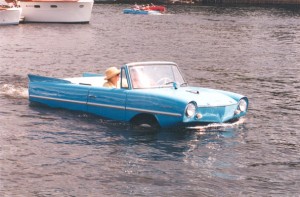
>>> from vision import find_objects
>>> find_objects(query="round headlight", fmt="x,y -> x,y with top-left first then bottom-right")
238,99 -> 247,112
185,102 -> 196,118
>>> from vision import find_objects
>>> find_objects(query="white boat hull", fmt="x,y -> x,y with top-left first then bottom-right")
19,0 -> 94,23
0,7 -> 22,25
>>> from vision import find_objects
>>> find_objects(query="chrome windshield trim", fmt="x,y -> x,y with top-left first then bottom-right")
126,107 -> 182,117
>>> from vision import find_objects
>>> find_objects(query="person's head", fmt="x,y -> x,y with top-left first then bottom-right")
105,67 -> 120,83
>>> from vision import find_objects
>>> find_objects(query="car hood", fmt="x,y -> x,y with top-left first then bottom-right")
181,87 -> 239,106
141,86 -> 242,107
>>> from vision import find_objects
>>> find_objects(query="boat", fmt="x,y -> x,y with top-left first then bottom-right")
18,0 -> 94,23
0,6 -> 22,25
28,61 -> 249,129
123,8 -> 161,15
123,3 -> 165,15
140,4 -> 166,12
0,1 -> 22,25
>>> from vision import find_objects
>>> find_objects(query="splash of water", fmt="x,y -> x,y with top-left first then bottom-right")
0,84 -> 29,99
186,118 -> 246,132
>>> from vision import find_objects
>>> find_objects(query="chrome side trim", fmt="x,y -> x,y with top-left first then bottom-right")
31,95 -> 125,110
88,102 -> 125,110
126,107 -> 182,117
30,95 -> 87,105
31,95 -> 179,116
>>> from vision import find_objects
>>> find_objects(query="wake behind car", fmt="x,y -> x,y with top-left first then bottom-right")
28,61 -> 249,128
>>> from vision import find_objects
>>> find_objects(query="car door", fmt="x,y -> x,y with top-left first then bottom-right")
87,86 -> 127,121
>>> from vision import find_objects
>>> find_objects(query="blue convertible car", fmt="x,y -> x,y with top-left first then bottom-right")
28,61 -> 248,128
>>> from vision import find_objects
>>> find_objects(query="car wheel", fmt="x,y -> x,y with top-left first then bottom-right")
131,114 -> 160,129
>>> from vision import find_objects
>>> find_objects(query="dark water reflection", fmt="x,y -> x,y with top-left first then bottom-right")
1,4 -> 300,196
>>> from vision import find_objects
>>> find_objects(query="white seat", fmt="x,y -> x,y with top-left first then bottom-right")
65,77 -> 106,87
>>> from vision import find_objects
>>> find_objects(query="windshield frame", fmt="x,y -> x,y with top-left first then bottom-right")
125,62 -> 186,89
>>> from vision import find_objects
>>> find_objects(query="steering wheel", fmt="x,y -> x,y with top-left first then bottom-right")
156,77 -> 173,86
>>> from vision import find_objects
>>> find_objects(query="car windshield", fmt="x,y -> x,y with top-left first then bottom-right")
128,64 -> 186,89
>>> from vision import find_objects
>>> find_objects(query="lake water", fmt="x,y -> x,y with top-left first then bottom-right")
1,4 -> 299,196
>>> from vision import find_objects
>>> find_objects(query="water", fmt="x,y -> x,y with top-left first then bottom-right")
1,4 -> 300,196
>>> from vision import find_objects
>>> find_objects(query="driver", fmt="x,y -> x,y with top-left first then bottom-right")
103,67 -> 120,88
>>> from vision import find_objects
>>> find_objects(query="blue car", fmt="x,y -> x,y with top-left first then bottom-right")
28,61 -> 248,128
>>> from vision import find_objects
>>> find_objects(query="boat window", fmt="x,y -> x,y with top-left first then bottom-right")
50,5 -> 58,8
79,5 -> 84,8
34,5 -> 40,8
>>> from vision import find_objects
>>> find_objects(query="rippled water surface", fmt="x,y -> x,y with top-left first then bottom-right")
1,4 -> 300,196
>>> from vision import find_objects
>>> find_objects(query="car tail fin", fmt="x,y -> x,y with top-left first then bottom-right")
28,74 -> 71,84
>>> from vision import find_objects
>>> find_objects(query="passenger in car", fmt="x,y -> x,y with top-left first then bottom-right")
130,68 -> 143,88
130,68 -> 153,88
103,67 -> 120,88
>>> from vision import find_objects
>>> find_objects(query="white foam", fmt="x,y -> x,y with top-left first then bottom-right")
0,84 -> 29,99
186,118 -> 246,131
